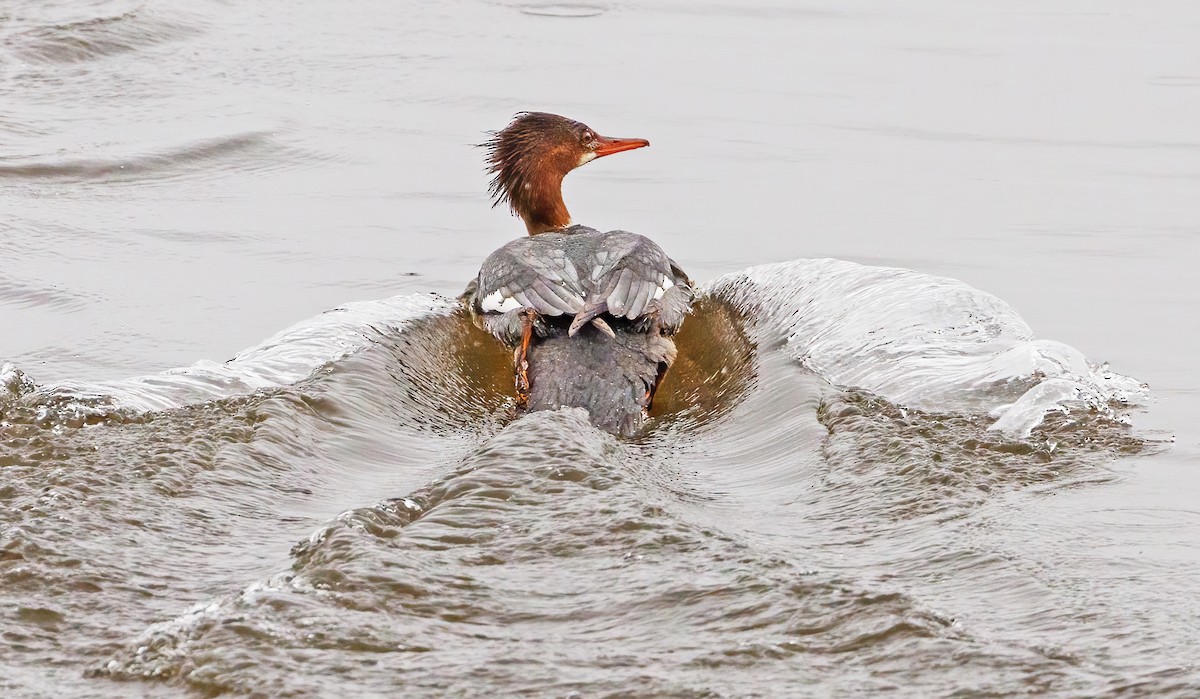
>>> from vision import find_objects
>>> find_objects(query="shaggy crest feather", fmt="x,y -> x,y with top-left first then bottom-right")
482,112 -> 586,234
485,112 -> 578,208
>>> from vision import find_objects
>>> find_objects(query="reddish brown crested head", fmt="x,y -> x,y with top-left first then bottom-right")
484,112 -> 649,235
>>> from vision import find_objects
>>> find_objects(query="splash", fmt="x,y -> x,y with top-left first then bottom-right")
4,258 -> 1144,438
705,258 -> 1146,437
4,293 -> 457,426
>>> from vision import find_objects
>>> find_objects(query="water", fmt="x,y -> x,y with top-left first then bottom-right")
2,0 -> 1198,696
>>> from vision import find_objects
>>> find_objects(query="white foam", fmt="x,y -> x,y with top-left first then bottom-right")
29,293 -> 457,414
706,259 -> 1146,437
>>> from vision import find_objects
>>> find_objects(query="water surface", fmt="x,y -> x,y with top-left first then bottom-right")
2,1 -> 1198,696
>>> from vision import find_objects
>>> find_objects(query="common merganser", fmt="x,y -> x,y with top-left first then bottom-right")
462,112 -> 694,435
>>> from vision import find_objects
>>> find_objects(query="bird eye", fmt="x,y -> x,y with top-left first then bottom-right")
581,130 -> 593,145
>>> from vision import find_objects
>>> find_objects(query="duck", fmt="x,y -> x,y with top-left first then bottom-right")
461,112 -> 694,436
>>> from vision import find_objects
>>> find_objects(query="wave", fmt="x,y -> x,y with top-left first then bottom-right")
2,258 -> 1164,697
0,131 -> 313,185
2,293 -> 459,427
3,258 -> 1144,439
91,397 -> 1153,695
92,409 -> 986,696
707,259 -> 1146,437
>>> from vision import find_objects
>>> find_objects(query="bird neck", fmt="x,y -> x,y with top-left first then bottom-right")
513,170 -> 572,235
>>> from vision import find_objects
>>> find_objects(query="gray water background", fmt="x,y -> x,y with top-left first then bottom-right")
2,1 -> 1199,696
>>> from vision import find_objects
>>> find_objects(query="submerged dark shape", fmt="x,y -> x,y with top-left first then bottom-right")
463,112 -> 694,435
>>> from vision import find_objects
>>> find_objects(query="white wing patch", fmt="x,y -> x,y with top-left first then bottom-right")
653,275 -> 675,300
481,289 -> 522,313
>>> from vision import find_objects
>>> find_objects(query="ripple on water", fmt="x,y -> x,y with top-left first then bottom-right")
1,2 -> 206,64
516,3 -> 609,19
2,257 -> 1163,696
0,132 -> 325,186
92,410 -> 991,696
0,275 -> 100,314
88,391 -> 1148,696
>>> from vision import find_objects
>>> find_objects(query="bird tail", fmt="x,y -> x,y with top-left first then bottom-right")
568,301 -> 615,338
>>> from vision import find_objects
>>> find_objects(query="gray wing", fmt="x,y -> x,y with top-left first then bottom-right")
651,258 -> 695,334
471,237 -> 587,317
571,231 -> 694,335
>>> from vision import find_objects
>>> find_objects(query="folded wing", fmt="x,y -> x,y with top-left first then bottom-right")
472,239 -> 586,317
581,231 -> 693,335
467,228 -> 693,343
